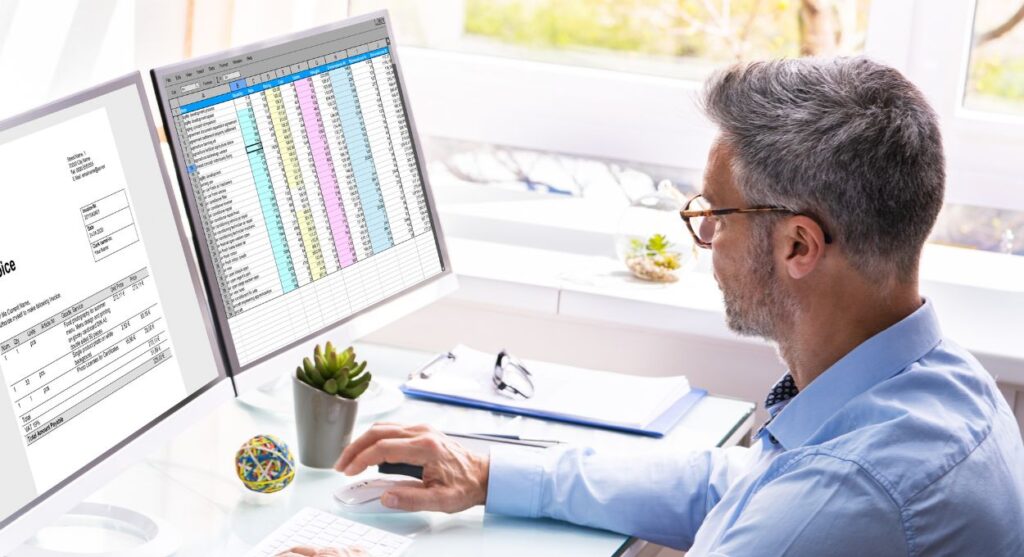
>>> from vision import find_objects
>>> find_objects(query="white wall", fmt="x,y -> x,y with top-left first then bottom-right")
0,0 -> 135,119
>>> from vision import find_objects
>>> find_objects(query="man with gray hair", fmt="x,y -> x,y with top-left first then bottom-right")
305,57 -> 1024,557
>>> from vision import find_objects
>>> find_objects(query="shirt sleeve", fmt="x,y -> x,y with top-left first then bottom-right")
485,444 -> 752,550
707,453 -> 908,557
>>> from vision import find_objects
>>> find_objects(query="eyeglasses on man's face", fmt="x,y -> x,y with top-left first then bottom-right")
679,194 -> 834,249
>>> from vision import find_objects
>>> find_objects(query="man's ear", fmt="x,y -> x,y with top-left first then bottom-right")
779,215 -> 827,280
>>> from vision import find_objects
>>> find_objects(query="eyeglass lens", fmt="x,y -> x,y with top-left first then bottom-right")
688,196 -> 716,245
495,353 -> 534,398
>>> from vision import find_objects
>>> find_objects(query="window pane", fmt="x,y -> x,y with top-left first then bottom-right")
931,202 -> 1023,256
353,0 -> 872,79
966,0 -> 1024,116
425,135 -> 1023,256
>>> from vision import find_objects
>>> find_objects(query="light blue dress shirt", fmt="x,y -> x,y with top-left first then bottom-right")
485,301 -> 1024,556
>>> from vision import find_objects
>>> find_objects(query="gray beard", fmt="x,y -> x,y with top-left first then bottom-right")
721,232 -> 796,342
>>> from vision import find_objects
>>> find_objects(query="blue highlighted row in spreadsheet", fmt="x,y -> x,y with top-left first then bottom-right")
178,47 -> 391,114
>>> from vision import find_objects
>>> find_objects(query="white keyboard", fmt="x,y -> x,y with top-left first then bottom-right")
247,507 -> 412,557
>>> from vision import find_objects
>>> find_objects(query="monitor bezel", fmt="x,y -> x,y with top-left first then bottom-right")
150,10 -> 455,378
0,71 -> 233,549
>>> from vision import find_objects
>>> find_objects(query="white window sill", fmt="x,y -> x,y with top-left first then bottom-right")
439,195 -> 1024,385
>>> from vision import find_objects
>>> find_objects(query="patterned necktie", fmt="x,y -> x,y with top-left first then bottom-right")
764,374 -> 799,408
758,374 -> 799,443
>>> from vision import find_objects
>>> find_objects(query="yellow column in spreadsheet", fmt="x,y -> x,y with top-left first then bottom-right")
265,87 -> 327,281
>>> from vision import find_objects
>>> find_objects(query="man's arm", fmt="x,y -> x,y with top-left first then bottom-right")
487,443 -> 751,549
706,453 -> 908,557
337,423 -> 752,551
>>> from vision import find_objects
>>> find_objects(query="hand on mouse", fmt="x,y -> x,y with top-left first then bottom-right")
275,545 -> 366,556
335,423 -> 489,513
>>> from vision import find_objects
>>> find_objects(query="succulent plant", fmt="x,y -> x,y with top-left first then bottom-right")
629,233 -> 682,270
295,342 -> 372,400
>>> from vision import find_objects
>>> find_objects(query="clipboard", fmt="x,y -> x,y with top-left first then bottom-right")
400,346 -> 707,438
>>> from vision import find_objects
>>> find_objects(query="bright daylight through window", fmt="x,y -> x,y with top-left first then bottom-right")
357,0 -> 872,77
353,0 -> 1023,257
966,0 -> 1024,116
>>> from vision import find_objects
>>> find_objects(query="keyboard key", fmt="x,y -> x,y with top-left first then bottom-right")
349,523 -> 369,535
246,508 -> 411,557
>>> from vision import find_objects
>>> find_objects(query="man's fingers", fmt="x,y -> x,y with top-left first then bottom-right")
380,485 -> 441,512
343,437 -> 434,475
336,424 -> 410,470
275,547 -> 366,557
276,547 -> 318,556
335,424 -> 418,471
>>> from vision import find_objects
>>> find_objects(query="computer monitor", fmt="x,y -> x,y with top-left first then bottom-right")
0,73 -> 233,553
150,11 -> 456,393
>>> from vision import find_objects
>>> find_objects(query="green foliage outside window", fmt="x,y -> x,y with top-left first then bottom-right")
463,0 -> 1024,113
967,1 -> 1024,115
464,0 -> 869,64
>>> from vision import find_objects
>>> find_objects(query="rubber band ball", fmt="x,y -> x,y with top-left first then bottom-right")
235,434 -> 296,494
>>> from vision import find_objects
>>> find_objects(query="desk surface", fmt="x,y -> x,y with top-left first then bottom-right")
84,343 -> 755,556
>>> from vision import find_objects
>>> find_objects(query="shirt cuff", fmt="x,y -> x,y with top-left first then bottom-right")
484,445 -> 547,517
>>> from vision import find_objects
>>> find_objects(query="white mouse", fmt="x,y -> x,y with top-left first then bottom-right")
334,477 -> 422,514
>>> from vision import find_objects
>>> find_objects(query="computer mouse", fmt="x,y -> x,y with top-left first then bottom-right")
334,477 -> 422,514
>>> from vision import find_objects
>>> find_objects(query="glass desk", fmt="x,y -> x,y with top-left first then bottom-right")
81,343 -> 755,556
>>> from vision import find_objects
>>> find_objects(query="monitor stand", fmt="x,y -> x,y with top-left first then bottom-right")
235,371 -> 292,417
9,503 -> 179,557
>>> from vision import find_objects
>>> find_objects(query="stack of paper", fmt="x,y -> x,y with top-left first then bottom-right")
400,345 -> 706,437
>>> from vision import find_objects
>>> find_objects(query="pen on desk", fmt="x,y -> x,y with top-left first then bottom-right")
472,433 -> 518,439
468,433 -> 565,445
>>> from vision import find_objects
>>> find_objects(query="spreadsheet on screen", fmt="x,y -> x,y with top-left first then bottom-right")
157,18 -> 444,369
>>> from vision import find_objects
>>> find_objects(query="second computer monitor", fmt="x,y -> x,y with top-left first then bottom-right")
0,73 -> 231,553
151,12 -> 453,384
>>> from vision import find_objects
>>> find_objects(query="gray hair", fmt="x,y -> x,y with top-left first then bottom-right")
701,57 -> 945,281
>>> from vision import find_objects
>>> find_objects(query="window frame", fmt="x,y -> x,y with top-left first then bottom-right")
868,0 -> 1024,212
397,46 -> 717,173
387,0 -> 1024,212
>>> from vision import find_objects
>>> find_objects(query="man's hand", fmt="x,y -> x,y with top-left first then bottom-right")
275,546 -> 366,556
335,423 -> 489,513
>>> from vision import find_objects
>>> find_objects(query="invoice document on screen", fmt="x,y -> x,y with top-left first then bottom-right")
0,108 -> 187,493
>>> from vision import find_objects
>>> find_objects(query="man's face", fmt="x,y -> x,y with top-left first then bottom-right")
703,140 -> 794,341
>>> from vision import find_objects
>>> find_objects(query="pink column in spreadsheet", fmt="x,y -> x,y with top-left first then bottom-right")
295,77 -> 355,267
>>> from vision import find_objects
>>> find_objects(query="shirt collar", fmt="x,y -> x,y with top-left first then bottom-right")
765,298 -> 942,450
